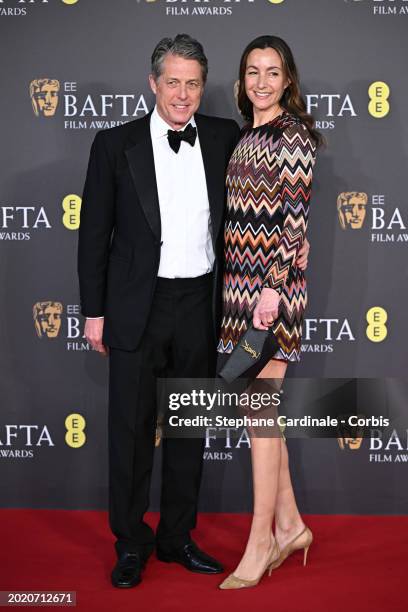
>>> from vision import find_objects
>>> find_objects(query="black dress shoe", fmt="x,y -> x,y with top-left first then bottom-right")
111,552 -> 144,588
156,541 -> 224,574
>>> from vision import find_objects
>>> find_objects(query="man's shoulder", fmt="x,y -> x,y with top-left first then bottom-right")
196,113 -> 240,146
94,113 -> 151,146
196,112 -> 239,130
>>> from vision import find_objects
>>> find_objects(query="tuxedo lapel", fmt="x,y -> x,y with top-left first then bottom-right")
125,112 -> 161,242
195,114 -> 225,249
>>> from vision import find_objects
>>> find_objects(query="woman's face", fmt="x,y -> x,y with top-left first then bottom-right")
244,47 -> 289,114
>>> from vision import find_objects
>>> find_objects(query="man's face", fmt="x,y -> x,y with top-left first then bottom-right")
39,306 -> 62,337
36,83 -> 59,116
149,54 -> 204,129
338,193 -> 367,229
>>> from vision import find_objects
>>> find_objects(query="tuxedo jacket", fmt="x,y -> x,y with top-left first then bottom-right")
78,111 -> 240,351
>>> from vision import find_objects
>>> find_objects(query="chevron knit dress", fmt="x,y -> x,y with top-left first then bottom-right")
217,111 -> 316,362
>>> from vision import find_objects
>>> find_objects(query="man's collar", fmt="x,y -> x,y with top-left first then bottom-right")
151,105 -> 196,139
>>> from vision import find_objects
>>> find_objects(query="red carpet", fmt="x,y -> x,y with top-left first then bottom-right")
0,510 -> 406,612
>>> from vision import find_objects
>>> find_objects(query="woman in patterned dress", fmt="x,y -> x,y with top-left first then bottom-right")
218,36 -> 322,589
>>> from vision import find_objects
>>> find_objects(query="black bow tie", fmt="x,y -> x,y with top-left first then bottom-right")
167,123 -> 197,153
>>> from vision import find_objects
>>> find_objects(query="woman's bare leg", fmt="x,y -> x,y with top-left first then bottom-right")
231,358 -> 286,580
260,358 -> 306,548
273,437 -> 306,550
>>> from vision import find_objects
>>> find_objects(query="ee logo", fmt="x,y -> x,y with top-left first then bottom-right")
65,413 -> 86,448
368,82 -> 390,119
366,307 -> 387,342
62,194 -> 81,230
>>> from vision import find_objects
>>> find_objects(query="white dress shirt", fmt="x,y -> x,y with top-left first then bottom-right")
150,105 -> 214,278
87,107 -> 215,318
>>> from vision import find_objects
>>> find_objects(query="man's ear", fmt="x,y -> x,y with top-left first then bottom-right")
149,74 -> 157,95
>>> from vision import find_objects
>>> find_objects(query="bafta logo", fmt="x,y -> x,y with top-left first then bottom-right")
29,79 -> 60,117
337,436 -> 363,450
33,301 -> 63,338
337,414 -> 364,450
233,80 -> 240,114
337,192 -> 368,230
155,414 -> 165,448
155,424 -> 162,448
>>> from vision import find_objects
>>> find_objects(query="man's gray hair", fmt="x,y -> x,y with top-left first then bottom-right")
151,34 -> 208,83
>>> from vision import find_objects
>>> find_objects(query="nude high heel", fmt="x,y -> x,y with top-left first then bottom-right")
269,526 -> 313,570
218,542 -> 280,590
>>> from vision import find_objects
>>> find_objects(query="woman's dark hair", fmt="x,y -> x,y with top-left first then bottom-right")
237,35 -> 323,147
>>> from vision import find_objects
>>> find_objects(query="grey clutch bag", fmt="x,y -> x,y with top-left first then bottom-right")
218,325 -> 280,383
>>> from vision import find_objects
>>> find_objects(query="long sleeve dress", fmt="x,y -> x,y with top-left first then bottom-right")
217,111 -> 316,362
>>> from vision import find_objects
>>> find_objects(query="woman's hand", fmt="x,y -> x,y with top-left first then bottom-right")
253,287 -> 280,330
295,237 -> 310,271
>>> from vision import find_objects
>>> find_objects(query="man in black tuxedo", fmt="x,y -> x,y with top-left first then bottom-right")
78,34 -> 240,587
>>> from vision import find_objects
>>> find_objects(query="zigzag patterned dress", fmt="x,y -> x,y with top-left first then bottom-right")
217,111 -> 316,362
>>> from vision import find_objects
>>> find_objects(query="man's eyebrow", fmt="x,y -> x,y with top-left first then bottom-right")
166,77 -> 200,81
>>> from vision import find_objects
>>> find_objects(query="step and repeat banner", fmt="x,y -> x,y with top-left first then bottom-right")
1,0 -> 407,514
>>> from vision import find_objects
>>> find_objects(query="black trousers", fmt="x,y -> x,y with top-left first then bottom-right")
108,273 -> 215,558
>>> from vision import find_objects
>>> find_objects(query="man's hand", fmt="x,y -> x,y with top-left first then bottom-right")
84,318 -> 108,355
295,237 -> 310,271
253,288 -> 280,330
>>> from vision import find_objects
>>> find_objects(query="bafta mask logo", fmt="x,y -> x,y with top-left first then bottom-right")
233,80 -> 242,117
155,424 -> 162,448
155,414 -> 165,448
29,79 -> 60,117
33,301 -> 63,339
337,415 -> 364,450
337,192 -> 368,230
337,436 -> 363,450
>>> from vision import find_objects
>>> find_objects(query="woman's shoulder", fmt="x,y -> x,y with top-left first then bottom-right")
277,112 -> 316,155
238,112 -> 312,147
276,111 -> 309,136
